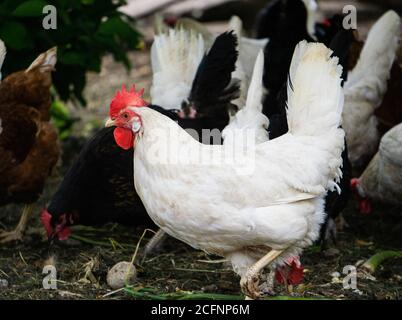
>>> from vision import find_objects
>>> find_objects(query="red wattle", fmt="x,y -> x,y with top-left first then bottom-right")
113,127 -> 134,150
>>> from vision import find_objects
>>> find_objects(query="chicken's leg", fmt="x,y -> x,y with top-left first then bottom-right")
240,249 -> 283,299
142,229 -> 167,259
0,203 -> 35,243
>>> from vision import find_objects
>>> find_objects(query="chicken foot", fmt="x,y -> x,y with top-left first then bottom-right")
240,249 -> 283,300
0,203 -> 34,243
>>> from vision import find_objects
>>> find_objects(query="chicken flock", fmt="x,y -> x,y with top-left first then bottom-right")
0,0 -> 401,300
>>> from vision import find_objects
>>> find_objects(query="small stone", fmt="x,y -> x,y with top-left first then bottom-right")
331,271 -> 341,278
107,261 -> 137,289
0,279 -> 8,289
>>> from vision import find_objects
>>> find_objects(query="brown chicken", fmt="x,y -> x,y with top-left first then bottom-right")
0,45 -> 60,243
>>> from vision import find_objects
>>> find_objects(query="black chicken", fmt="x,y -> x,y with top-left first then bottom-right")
258,0 -> 315,118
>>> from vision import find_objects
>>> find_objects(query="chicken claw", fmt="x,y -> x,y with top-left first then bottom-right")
0,204 -> 34,244
0,230 -> 23,243
240,249 -> 283,300
240,270 -> 261,299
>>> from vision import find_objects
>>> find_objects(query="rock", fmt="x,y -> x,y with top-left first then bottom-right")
0,279 -> 8,289
107,261 -> 137,290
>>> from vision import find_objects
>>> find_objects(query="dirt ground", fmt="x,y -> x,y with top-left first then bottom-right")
1,0 -> 402,300
0,199 -> 401,300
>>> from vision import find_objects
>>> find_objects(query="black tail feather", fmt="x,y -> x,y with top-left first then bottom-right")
188,31 -> 239,114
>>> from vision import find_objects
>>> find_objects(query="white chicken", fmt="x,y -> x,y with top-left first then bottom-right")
106,41 -> 345,299
343,10 -> 400,168
351,123 -> 402,214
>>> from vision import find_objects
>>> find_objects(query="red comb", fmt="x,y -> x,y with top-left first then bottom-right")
110,84 -> 147,118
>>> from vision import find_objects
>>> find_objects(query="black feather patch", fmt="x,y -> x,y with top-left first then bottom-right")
329,29 -> 355,86
255,0 -> 282,39
188,31 -> 239,114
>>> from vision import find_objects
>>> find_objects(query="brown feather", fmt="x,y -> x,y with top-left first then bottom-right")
0,47 -> 60,206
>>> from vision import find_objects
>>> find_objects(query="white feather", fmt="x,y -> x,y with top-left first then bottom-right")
302,0 -> 318,40
228,16 -> 269,111
223,50 -> 269,146
343,10 -> 401,166
0,39 -> 6,81
359,123 -> 402,204
150,29 -> 205,110
344,10 -> 400,106
287,41 -> 344,137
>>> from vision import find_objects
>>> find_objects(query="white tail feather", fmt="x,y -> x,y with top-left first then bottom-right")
176,17 -> 215,47
0,39 -> 6,81
344,10 -> 401,108
223,51 -> 269,145
238,37 -> 269,79
229,15 -> 269,111
229,16 -> 247,110
245,50 -> 264,114
150,28 -> 205,110
302,0 -> 318,40
228,16 -> 243,38
287,41 -> 345,192
287,41 -> 344,137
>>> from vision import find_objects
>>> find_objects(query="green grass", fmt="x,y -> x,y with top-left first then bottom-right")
124,287 -> 330,300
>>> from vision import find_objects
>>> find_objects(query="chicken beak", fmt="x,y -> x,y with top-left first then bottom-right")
105,118 -> 116,127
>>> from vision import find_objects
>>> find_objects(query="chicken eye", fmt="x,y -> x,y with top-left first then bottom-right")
122,113 -> 129,119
